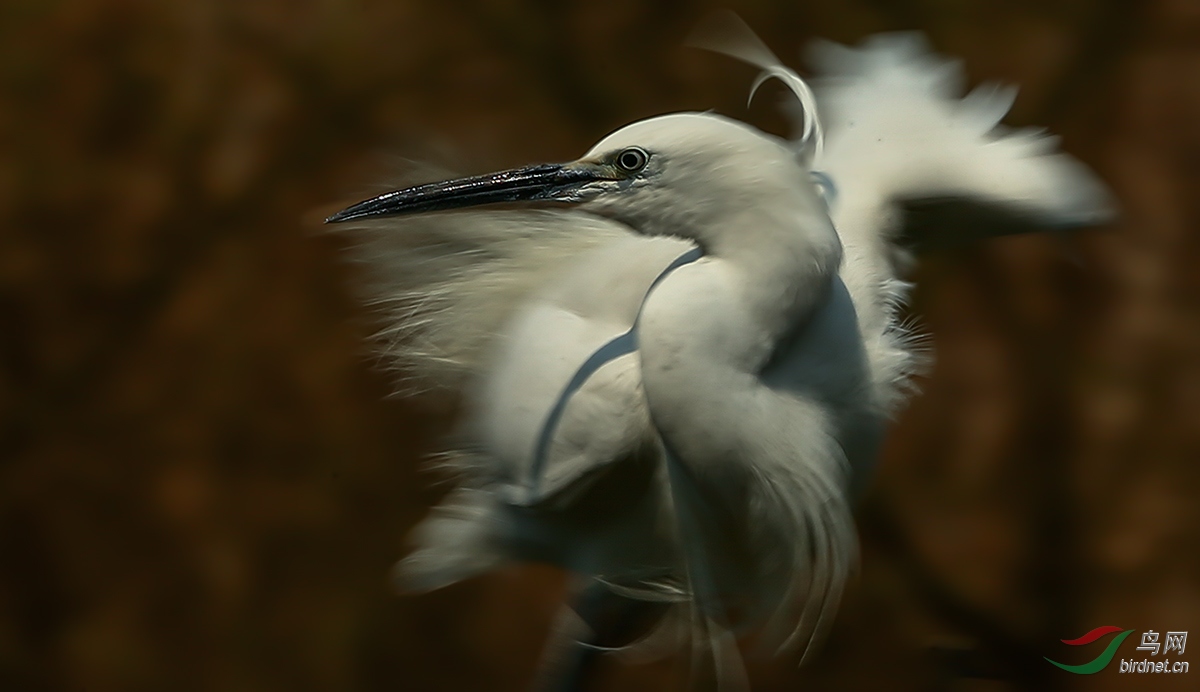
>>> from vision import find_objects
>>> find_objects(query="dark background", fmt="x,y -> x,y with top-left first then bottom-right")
1,0 -> 1197,690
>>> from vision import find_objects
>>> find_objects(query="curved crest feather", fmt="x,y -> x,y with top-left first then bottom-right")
688,11 -> 824,162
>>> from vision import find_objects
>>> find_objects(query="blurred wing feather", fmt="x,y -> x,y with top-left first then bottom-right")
809,32 -> 1114,413
342,208 -> 638,393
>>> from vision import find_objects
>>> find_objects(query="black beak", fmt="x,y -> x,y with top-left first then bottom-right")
325,163 -> 604,223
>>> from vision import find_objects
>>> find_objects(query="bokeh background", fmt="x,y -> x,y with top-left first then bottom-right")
2,0 -> 1198,690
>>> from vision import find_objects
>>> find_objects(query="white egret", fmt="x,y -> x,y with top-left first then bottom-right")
328,24 -> 1111,689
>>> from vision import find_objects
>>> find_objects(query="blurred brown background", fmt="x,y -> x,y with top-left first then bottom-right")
1,0 -> 1198,690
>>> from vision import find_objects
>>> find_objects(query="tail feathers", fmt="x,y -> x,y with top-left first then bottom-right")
393,488 -> 505,592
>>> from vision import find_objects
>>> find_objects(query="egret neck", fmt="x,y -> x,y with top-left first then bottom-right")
636,176 -> 842,468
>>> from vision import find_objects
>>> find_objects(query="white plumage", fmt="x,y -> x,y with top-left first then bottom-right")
332,24 -> 1111,688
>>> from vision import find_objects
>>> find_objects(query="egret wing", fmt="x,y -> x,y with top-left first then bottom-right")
383,215 -> 698,588
474,234 -> 697,502
808,33 -> 1114,412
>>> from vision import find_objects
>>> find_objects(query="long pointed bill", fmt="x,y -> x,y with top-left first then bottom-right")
325,163 -> 604,223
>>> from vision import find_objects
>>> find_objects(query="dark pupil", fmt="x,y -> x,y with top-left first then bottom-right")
619,150 -> 642,170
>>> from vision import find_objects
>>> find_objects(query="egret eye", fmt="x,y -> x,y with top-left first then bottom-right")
615,147 -> 649,173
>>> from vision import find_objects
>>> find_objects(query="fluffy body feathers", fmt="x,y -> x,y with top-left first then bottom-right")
339,29 -> 1111,688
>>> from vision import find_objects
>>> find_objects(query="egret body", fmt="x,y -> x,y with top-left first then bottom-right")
328,27 -> 1111,687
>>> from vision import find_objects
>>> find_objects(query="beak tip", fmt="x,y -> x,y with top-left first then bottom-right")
324,207 -> 360,224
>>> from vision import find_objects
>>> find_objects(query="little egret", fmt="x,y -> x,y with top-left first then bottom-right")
328,25 -> 1111,689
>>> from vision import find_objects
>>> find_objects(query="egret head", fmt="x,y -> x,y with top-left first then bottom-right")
326,113 -> 814,242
